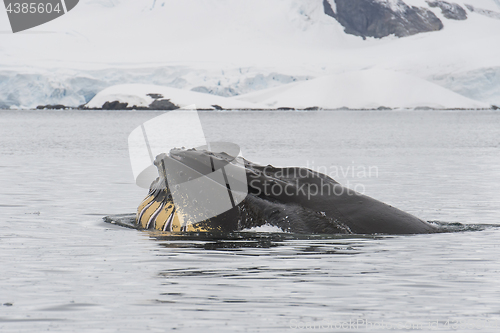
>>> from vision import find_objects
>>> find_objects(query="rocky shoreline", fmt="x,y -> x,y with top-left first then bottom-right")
33,103 -> 499,111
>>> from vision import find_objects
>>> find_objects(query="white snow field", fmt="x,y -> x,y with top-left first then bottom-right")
234,69 -> 489,109
1,0 -> 500,108
86,84 -> 266,110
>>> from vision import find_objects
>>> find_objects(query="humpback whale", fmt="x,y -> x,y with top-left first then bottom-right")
135,147 -> 437,235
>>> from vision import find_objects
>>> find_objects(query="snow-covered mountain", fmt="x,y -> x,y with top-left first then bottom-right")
1,0 -> 500,109
234,69 -> 488,109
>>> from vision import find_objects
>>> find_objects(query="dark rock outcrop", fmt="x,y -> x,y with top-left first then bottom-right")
323,0 -> 443,39
427,1 -> 467,20
146,93 -> 164,99
87,94 -> 180,110
323,0 -> 336,18
149,99 -> 179,110
36,104 -> 69,110
101,101 -> 129,110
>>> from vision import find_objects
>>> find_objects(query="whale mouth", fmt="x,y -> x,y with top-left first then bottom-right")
152,144 -> 248,227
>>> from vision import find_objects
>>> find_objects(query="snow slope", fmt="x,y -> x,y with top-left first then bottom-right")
235,69 -> 489,109
1,0 -> 500,108
86,84 -> 266,110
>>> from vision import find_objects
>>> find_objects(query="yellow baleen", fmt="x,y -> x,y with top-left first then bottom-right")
136,192 -> 211,232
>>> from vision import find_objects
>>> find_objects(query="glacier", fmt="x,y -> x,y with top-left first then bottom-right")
1,0 -> 500,109
0,66 -> 312,109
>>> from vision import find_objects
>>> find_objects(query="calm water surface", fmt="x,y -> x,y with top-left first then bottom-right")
1,110 -> 500,332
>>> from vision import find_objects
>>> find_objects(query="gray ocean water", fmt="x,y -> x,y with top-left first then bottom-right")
1,110 -> 500,332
